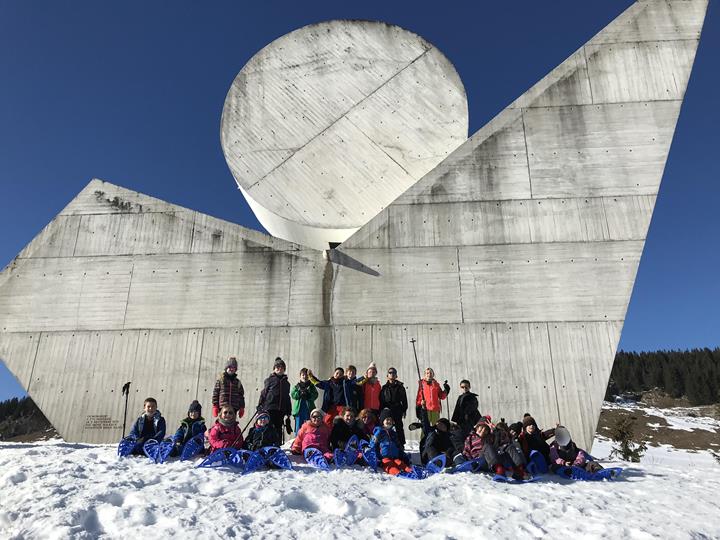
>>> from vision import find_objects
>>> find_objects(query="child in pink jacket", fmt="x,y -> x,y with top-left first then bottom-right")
207,405 -> 244,453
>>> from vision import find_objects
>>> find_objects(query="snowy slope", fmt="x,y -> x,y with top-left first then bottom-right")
1,438 -> 719,540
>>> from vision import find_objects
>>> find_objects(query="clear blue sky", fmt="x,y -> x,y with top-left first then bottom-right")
1,1 -> 718,401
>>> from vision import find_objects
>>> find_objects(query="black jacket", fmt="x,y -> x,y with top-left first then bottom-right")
451,392 -> 481,432
244,424 -> 281,451
380,381 -> 408,418
258,373 -> 291,416
421,428 -> 453,464
330,417 -> 365,451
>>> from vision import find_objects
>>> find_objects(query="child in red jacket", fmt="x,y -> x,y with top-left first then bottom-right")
207,405 -> 243,453
291,408 -> 331,460
416,367 -> 450,427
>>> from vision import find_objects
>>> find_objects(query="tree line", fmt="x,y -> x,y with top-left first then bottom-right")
607,348 -> 720,405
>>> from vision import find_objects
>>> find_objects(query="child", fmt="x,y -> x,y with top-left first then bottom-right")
369,409 -> 413,476
355,408 -> 376,440
308,367 -> 347,428
344,365 -> 363,412
244,411 -> 280,451
171,400 -> 206,457
357,363 -> 381,416
450,380 -> 481,434
212,356 -> 245,419
416,367 -> 450,428
207,405 -> 243,453
330,407 -> 365,451
291,368 -> 318,433
257,357 -> 291,439
420,417 -> 453,465
463,418 -> 505,476
290,409 -> 331,459
128,397 -> 166,455
518,415 -> 555,465
549,426 -> 604,474
493,419 -> 530,480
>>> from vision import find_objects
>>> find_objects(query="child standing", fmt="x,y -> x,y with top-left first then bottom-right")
291,368 -> 318,433
128,397 -> 166,455
358,362 -> 382,416
416,368 -> 450,427
212,357 -> 245,420
257,357 -> 291,440
308,367 -> 347,428
171,400 -> 206,457
207,405 -> 243,453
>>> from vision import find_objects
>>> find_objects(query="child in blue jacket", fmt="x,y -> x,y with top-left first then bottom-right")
369,409 -> 413,475
171,400 -> 206,457
128,397 -> 166,455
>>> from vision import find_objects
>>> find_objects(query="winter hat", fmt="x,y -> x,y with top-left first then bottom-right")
367,362 -> 377,375
522,415 -> 537,429
256,411 -> 271,423
379,408 -> 393,424
310,408 -> 323,419
188,400 -> 202,414
273,357 -> 286,370
509,422 -> 523,434
554,426 -> 572,447
436,418 -> 451,431
226,357 -> 238,369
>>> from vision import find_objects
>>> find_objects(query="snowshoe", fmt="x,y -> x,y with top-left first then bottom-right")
180,434 -> 205,461
333,448 -> 346,468
358,440 -> 378,471
398,465 -> 430,480
343,435 -> 360,466
450,457 -> 487,474
426,455 -> 447,474
154,438 -> 176,464
527,450 -> 549,475
197,448 -> 236,468
259,446 -> 293,470
556,465 -> 622,481
117,437 -> 139,457
142,439 -> 161,462
228,449 -> 265,474
304,448 -> 331,471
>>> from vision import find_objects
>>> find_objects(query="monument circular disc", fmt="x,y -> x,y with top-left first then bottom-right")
221,20 -> 469,250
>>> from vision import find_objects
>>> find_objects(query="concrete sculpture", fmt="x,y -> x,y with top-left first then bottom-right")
0,0 -> 709,447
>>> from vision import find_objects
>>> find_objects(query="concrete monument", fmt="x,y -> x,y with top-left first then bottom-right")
0,0 -> 709,448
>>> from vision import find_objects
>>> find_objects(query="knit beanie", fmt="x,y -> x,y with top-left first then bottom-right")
379,408 -> 393,424
226,357 -> 238,369
273,357 -> 286,370
522,415 -> 537,429
367,361 -> 377,374
509,421 -> 523,434
256,410 -> 271,423
188,400 -> 202,414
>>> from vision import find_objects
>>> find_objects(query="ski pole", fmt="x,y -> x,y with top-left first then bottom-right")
240,410 -> 259,436
410,338 -> 430,434
121,381 -> 131,436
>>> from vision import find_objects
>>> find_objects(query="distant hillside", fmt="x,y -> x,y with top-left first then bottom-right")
607,348 -> 720,405
0,396 -> 54,441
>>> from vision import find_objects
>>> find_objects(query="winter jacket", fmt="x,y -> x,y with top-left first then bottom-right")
549,441 -> 588,467
380,381 -> 408,419
129,411 -> 166,443
330,417 -> 366,450
451,392 -> 481,433
415,379 -> 447,412
421,428 -> 453,464
358,377 -> 382,411
291,420 -> 331,454
244,424 -> 280,452
173,417 -> 206,445
369,426 -> 403,460
207,420 -> 243,452
463,431 -> 492,460
258,372 -> 291,416
518,428 -> 554,461
291,381 -> 318,415
311,376 -> 347,411
212,372 -> 245,413
344,377 -> 363,411
354,419 -> 376,440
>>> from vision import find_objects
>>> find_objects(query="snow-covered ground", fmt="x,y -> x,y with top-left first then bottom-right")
2,436 -> 719,540
604,400 -> 719,434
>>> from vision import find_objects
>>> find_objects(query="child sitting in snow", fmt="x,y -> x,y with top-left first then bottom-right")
420,417 -> 453,465
369,409 -> 413,476
493,419 -> 530,480
517,414 -> 555,465
207,405 -> 243,453
290,408 -> 331,459
549,426 -> 603,474
244,410 -> 280,451
330,407 -> 365,451
464,417 -> 525,478
171,400 -> 206,457
128,397 -> 166,455
291,368 -> 318,434
355,408 -> 376,440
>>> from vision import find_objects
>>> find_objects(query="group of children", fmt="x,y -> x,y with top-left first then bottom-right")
125,357 -> 602,479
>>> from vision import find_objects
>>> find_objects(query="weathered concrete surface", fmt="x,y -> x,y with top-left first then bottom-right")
0,0 -> 709,448
221,20 -> 469,250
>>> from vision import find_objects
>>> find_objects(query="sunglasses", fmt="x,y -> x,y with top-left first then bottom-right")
387,371 -> 397,375
460,385 -> 469,390
310,415 -> 322,419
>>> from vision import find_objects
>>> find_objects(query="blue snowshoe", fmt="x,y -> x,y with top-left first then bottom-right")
526,450 -> 549,475
228,449 -> 266,474
154,438 -> 176,464
142,439 -> 161,462
259,446 -> 293,470
556,465 -> 622,481
343,435 -> 360,467
426,455 -> 446,475
197,448 -> 236,468
304,448 -> 331,471
398,465 -> 430,480
117,437 -> 140,457
333,448 -> 346,468
180,434 -> 205,461
450,457 -> 487,474
358,440 -> 378,471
